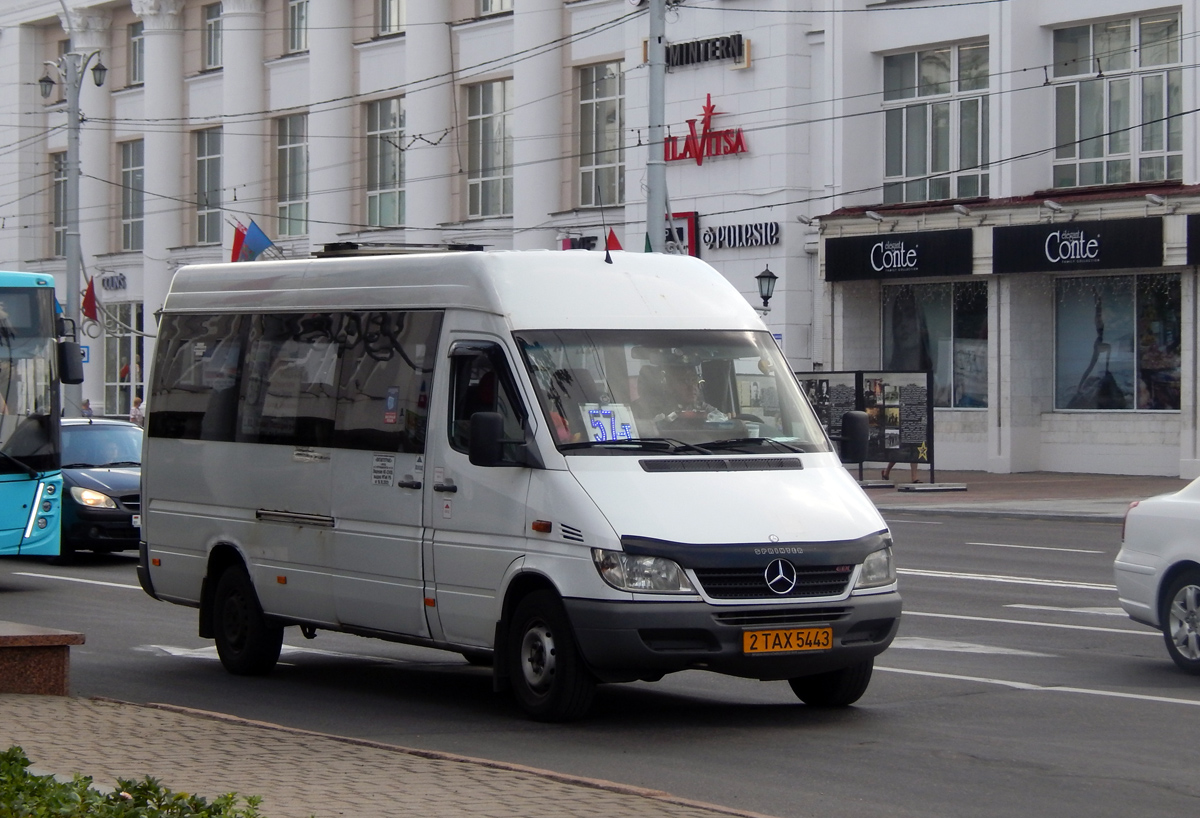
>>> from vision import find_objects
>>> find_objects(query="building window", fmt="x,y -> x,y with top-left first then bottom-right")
883,42 -> 989,204
277,114 -> 308,236
120,140 -> 144,252
379,0 -> 405,35
51,153 -> 67,258
1052,13 -> 1181,188
467,80 -> 512,218
128,22 -> 144,86
203,4 -> 223,70
367,98 -> 404,227
579,63 -> 625,207
287,0 -> 308,53
478,0 -> 512,16
104,302 -> 145,418
882,280 -> 988,408
196,128 -> 222,245
1055,274 -> 1179,410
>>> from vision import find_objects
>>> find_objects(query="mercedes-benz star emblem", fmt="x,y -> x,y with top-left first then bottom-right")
764,558 -> 798,595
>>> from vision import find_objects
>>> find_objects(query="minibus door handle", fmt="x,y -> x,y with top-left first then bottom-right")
433,481 -> 457,493
397,478 -> 422,490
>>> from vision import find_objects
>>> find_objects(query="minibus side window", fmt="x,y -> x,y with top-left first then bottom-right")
333,311 -> 442,453
148,313 -> 244,441
448,345 -> 526,461
238,313 -> 337,446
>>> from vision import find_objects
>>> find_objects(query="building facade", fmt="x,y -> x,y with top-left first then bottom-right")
1,0 -> 1198,475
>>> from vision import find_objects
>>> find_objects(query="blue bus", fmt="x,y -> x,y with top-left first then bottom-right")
0,271 -> 84,557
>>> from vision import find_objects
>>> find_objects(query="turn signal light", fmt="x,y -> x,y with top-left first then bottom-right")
277,576 -> 287,584
531,520 -> 552,533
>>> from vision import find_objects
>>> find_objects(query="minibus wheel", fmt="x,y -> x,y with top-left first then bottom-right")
508,591 -> 595,721
788,659 -> 873,707
213,565 -> 283,676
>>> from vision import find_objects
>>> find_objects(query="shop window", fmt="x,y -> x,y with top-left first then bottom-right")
1054,274 -> 1179,410
882,281 -> 988,408
104,302 -> 145,419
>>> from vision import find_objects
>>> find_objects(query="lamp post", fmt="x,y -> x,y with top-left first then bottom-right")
40,48 -> 106,416
755,265 -> 778,315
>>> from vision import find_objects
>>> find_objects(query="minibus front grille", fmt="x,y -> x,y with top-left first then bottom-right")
712,607 -> 851,627
640,457 -> 802,473
693,566 -> 851,599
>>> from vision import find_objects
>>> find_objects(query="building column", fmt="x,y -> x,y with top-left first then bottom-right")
513,0 -> 562,250
222,0 -> 266,250
404,4 -> 454,246
133,0 -> 185,394
307,1 -> 353,250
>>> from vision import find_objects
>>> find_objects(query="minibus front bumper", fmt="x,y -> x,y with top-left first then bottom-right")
564,592 -> 901,682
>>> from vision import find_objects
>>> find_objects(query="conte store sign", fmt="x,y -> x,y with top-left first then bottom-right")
664,94 -> 748,166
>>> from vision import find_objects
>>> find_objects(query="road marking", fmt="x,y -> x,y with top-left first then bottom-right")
14,572 -> 140,590
890,637 -> 1053,657
885,519 -> 944,525
898,567 -> 1116,591
906,609 -> 1156,636
965,541 -> 1102,554
1006,604 -> 1127,617
877,665 -> 1200,707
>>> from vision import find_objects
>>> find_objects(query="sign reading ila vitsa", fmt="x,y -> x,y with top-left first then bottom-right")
702,222 -> 779,250
824,229 -> 973,282
664,94 -> 747,166
993,217 -> 1162,273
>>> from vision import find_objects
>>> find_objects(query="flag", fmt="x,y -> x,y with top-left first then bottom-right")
606,228 -> 622,251
232,219 -> 276,262
82,276 -> 98,321
230,222 -> 247,262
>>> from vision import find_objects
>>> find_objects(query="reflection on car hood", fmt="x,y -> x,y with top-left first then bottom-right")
62,467 -> 140,494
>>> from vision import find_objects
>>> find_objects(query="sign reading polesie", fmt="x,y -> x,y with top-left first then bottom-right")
665,94 -> 748,166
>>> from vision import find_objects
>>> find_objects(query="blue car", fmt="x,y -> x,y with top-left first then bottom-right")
57,418 -> 142,562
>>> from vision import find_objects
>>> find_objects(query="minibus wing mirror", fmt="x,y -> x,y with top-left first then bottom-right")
58,340 -> 85,385
469,412 -> 507,467
838,410 -> 869,464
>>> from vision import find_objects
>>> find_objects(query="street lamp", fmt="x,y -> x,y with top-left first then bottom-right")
40,44 -> 106,416
755,265 -> 778,315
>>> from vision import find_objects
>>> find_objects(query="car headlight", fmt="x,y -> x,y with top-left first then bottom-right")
592,548 -> 696,594
855,546 -> 895,589
70,486 -> 117,509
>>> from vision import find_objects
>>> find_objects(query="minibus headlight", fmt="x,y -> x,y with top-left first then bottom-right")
70,487 -> 117,509
592,548 -> 695,594
855,546 -> 895,589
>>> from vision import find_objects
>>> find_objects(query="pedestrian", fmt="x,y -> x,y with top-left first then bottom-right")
129,396 -> 144,428
882,460 -> 920,483
80,399 -> 93,418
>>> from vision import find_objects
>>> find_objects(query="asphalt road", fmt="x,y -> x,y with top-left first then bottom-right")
2,513 -> 1197,818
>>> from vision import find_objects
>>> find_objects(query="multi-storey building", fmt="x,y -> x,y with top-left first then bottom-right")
1,0 -> 1198,476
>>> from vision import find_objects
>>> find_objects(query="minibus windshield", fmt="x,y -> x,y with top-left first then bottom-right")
516,329 -> 830,454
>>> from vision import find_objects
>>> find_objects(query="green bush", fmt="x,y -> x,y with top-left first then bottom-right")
0,746 -> 263,818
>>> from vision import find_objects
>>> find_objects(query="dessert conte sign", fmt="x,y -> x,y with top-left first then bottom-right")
664,94 -> 748,165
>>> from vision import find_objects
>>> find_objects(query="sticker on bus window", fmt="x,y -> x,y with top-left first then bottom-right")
580,404 -> 638,442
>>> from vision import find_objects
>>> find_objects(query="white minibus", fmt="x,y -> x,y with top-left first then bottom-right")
138,250 -> 900,721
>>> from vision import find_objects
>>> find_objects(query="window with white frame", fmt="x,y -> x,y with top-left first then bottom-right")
379,0 -> 405,35
883,42 -> 989,204
196,128 -> 222,245
277,114 -> 308,236
478,0 -> 512,16
203,4 -> 222,70
104,302 -> 144,418
467,80 -> 512,218
120,140 -> 144,251
1051,13 -> 1181,188
579,63 -> 625,207
367,98 -> 405,227
51,152 -> 66,258
128,22 -> 144,85
287,0 -> 308,53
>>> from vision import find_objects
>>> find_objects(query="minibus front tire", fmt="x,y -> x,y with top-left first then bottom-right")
509,591 -> 596,722
213,565 -> 283,676
788,658 -> 873,707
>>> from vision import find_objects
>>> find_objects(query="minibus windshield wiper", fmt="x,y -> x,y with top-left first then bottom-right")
559,437 -> 713,455
704,438 -> 809,454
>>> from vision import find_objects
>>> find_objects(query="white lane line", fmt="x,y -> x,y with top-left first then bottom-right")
890,637 -> 1053,657
1006,604 -> 1127,617
898,567 -> 1115,591
877,665 -> 1200,707
886,519 -> 944,525
965,541 -> 1102,554
905,609 -> 1156,636
14,572 -> 140,590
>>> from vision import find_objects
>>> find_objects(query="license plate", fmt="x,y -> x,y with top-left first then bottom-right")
132,515 -> 141,528
743,627 -> 832,654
